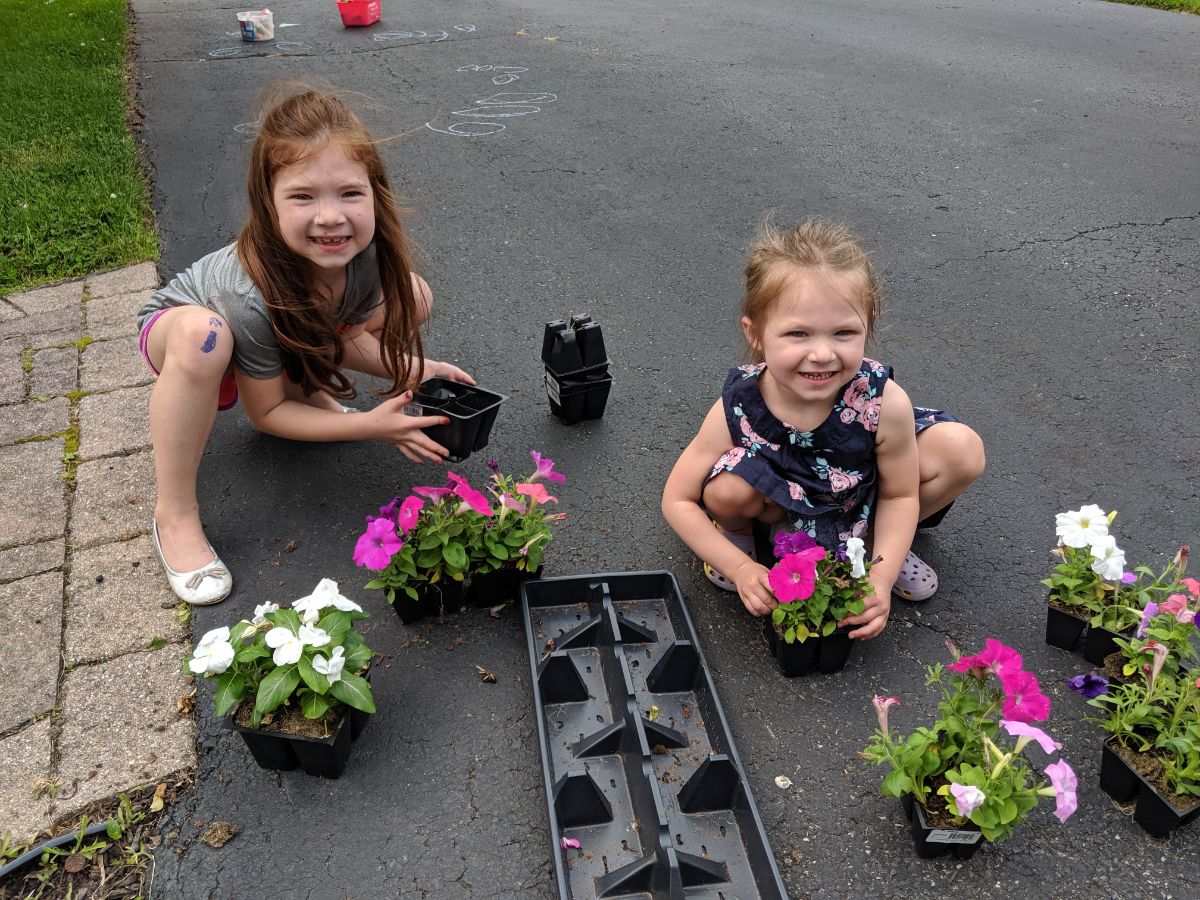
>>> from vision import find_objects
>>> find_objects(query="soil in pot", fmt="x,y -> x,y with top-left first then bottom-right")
1102,651 -> 1129,686
903,791 -> 983,860
1119,746 -> 1200,837
229,702 -> 353,777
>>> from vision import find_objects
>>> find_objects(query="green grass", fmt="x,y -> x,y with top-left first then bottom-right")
1107,0 -> 1200,11
0,0 -> 157,297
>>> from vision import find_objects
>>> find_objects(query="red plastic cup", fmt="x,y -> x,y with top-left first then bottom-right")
337,0 -> 380,26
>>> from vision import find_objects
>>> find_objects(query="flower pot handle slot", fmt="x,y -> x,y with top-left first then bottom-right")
675,850 -> 730,887
641,716 -> 688,750
553,769 -> 614,827
677,755 -> 741,813
594,853 -> 659,897
570,720 -> 628,759
614,613 -> 657,644
647,641 -> 701,693
554,614 -> 605,651
538,652 -> 590,704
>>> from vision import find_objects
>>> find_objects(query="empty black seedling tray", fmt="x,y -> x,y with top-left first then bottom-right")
545,369 -> 613,425
522,571 -> 786,899
407,377 -> 507,463
543,315 -> 609,377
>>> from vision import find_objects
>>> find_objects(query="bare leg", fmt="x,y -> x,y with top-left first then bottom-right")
915,422 -> 986,521
145,308 -> 233,571
701,469 -> 786,535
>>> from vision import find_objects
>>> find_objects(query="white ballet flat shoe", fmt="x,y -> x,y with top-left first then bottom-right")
151,519 -> 233,605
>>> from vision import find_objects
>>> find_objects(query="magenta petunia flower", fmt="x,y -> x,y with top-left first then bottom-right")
768,546 -> 826,603
397,496 -> 424,534
999,669 -> 1051,723
353,518 -> 403,570
516,482 -> 558,506
1000,719 -> 1061,755
947,653 -> 985,675
530,450 -> 567,484
1044,759 -> 1078,823
448,472 -> 494,516
975,638 -> 1024,680
773,529 -> 819,558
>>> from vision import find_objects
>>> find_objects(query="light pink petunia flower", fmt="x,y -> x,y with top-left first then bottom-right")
516,483 -> 558,506
1044,759 -> 1078,823
949,783 -> 986,817
530,450 -> 567,484
1001,720 -> 1062,755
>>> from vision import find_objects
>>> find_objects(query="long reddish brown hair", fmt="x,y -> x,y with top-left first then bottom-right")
237,86 -> 422,398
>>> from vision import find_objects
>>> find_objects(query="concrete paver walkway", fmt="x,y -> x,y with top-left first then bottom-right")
0,264 -> 195,845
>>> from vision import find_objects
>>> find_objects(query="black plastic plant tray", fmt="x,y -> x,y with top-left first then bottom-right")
522,571 -> 786,899
407,377 -> 507,463
545,370 -> 612,425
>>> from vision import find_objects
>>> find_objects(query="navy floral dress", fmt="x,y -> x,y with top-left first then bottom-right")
706,359 -> 957,551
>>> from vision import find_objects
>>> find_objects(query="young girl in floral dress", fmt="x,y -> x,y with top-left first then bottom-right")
137,88 -> 472,604
662,220 -> 985,639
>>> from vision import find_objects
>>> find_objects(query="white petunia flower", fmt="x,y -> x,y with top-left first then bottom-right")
845,537 -> 868,579
312,646 -> 346,684
252,601 -> 279,625
188,627 -> 234,675
1090,534 -> 1127,581
298,624 -> 331,648
1054,504 -> 1109,549
265,626 -> 304,666
293,578 -> 362,619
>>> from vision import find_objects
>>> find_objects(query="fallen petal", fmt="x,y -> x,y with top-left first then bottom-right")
775,776 -> 793,789
560,837 -> 581,850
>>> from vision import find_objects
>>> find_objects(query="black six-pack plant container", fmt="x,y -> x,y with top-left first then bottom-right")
543,315 -> 613,425
407,377 -> 507,463
522,571 -> 786,898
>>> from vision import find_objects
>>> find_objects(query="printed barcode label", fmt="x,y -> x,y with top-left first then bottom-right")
403,404 -> 424,416
927,829 -> 982,845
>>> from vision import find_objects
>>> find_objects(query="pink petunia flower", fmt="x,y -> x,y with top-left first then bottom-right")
530,450 -> 567,484
1044,759 -> 1078,823
353,518 -> 403,570
500,493 -> 525,512
872,695 -> 899,733
999,669 -> 1052,723
448,472 -> 494,516
949,783 -> 986,817
768,547 -> 826,603
1182,577 -> 1200,598
397,496 -> 424,534
947,653 -> 985,675
413,483 -> 454,502
1001,720 -> 1062,755
1149,643 -> 1170,688
516,482 -> 558,506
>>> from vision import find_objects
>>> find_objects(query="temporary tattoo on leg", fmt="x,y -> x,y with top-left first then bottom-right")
208,317 -> 224,328
201,331 -> 218,353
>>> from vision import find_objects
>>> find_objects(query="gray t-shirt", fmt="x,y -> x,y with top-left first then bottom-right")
137,243 -> 382,379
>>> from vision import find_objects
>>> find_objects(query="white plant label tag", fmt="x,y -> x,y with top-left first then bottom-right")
926,829 -> 982,845
545,374 -> 561,404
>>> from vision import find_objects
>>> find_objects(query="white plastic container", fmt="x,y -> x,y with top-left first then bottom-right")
237,9 -> 274,41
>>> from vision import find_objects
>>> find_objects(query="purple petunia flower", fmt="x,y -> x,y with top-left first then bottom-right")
1136,601 -> 1159,638
773,529 -> 819,558
1066,672 -> 1109,698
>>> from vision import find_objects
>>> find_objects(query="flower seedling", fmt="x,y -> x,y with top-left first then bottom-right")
768,532 -> 871,644
862,638 -> 1076,843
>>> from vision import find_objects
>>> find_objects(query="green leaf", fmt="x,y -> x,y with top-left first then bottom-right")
273,609 -> 302,632
880,769 -> 912,798
255,666 -> 300,715
105,820 -> 122,840
416,549 -> 442,569
771,606 -> 786,625
236,644 -> 270,664
300,691 -> 332,720
784,626 -> 796,644
329,672 -> 376,713
213,674 -> 245,717
297,655 -> 329,694
363,577 -> 386,590
442,543 -> 468,570
343,642 -> 373,673
503,532 -> 527,548
418,534 -> 442,550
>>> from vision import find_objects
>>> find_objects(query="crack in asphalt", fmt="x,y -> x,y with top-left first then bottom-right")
931,211 -> 1200,269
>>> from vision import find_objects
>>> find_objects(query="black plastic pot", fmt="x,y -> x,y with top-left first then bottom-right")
467,565 -> 542,607
763,620 -> 853,677
900,795 -> 984,860
1083,623 -> 1130,666
545,368 -> 612,425
542,315 -> 608,374
1099,740 -> 1139,803
227,705 -> 357,779
1133,774 -> 1200,838
408,377 -> 507,463
391,579 -> 464,624
1045,603 -> 1088,651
